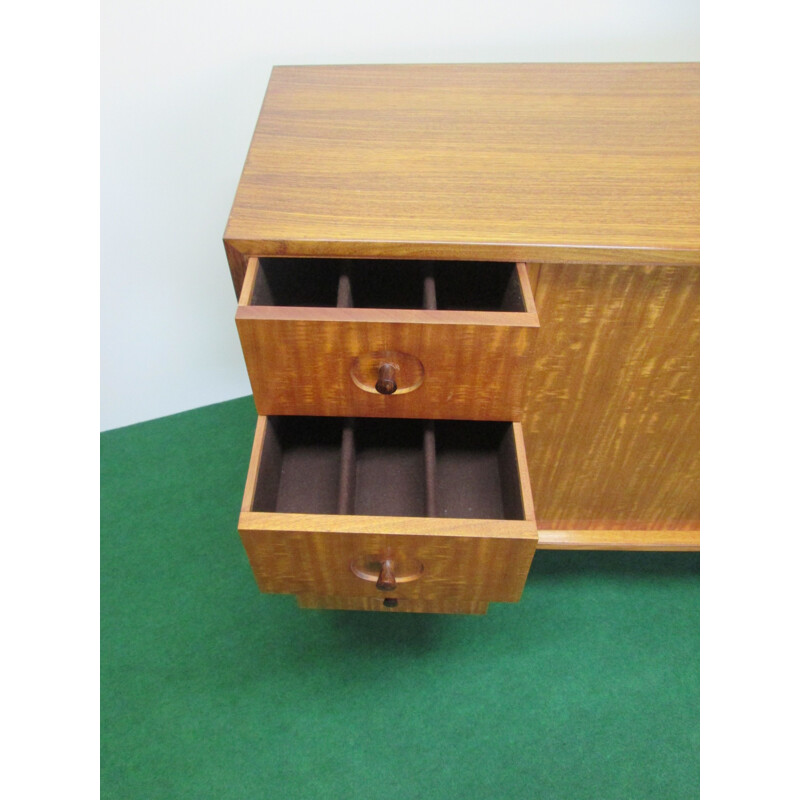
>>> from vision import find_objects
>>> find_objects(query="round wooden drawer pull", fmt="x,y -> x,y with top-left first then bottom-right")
376,560 -> 397,591
375,363 -> 397,395
350,351 -> 423,396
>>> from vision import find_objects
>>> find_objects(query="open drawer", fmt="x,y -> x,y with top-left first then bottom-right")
235,258 -> 539,420
238,415 -> 538,614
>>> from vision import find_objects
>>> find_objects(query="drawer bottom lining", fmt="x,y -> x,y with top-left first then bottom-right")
254,417 -> 525,522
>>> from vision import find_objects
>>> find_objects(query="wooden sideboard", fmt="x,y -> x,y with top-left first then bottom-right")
224,63 -> 700,614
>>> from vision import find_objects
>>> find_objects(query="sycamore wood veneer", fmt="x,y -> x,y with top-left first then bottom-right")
225,63 -> 699,296
225,63 -> 700,587
526,263 -> 699,536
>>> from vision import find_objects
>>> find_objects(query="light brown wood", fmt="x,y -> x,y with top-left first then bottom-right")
240,415 -> 267,513
296,595 -> 489,614
537,529 -> 699,551
512,421 -> 536,523
224,240 -> 249,299
517,263 -> 536,312
238,417 -> 538,606
225,63 -> 701,572
224,63 -> 699,297
237,256 -> 259,307
236,259 -> 539,420
239,513 -> 536,602
523,263 -> 699,531
525,263 -> 542,298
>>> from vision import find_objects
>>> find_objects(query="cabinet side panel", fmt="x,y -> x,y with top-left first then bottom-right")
524,263 -> 699,530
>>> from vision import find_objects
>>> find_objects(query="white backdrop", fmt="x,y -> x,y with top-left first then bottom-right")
100,0 -> 699,430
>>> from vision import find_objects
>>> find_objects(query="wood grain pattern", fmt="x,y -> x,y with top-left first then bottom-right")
237,256 -> 259,307
240,415 -> 267,513
517,263 -> 537,311
224,63 -> 699,296
296,595 -> 489,614
239,514 -> 536,602
537,529 -> 698,551
236,261 -> 539,421
513,421 -> 536,523
523,262 -> 699,531
224,240 -> 249,299
225,64 -> 701,557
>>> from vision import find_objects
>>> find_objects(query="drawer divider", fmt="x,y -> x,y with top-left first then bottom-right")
337,418 -> 356,514
424,420 -> 437,517
422,268 -> 437,310
336,265 -> 353,308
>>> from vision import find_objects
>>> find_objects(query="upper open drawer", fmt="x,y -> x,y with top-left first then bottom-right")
235,258 -> 539,420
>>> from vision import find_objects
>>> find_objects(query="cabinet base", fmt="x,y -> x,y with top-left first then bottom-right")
537,529 -> 699,551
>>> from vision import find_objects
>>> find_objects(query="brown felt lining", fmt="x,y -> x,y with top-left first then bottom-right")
264,417 -> 343,514
251,417 -> 523,520
353,418 -> 426,516
434,420 -> 523,520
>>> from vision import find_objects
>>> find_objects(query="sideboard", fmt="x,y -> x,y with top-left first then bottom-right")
223,63 -> 700,614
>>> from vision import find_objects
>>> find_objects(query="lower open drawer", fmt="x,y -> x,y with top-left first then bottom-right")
238,416 -> 538,614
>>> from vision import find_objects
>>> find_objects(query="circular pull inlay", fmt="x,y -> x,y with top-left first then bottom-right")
350,350 -> 424,396
350,553 -> 424,588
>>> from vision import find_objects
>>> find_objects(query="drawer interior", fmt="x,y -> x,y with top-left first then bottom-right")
248,258 -> 529,312
251,416 -> 526,520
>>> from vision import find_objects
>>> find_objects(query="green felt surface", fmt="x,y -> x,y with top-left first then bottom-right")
101,396 -> 699,799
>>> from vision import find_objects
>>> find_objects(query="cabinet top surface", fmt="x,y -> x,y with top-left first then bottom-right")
224,63 -> 699,265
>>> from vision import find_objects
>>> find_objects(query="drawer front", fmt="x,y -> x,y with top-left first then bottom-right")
239,514 -> 536,603
235,258 -> 539,421
237,314 -> 536,420
238,415 -> 538,610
